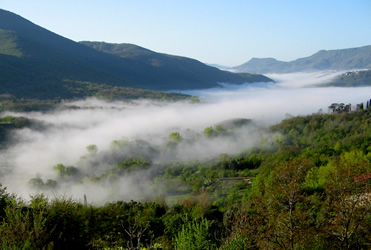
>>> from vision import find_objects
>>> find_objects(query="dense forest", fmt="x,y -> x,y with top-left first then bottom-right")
0,107 -> 370,249
0,85 -> 192,112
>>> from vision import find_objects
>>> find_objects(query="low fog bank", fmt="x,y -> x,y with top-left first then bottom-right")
266,71 -> 347,88
0,99 -> 265,204
1,72 -> 371,204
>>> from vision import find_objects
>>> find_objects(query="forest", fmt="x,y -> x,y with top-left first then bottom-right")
0,80 -> 191,112
0,106 -> 370,249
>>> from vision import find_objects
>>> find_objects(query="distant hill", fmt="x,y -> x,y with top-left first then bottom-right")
322,69 -> 371,87
233,45 -> 371,73
0,9 -> 272,100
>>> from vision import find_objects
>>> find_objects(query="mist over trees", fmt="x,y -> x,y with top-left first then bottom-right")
0,72 -> 371,248
0,106 -> 370,249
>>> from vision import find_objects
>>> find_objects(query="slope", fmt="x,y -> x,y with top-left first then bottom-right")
79,41 -> 273,89
323,69 -> 371,87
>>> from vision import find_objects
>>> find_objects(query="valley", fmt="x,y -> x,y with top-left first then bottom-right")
0,6 -> 370,250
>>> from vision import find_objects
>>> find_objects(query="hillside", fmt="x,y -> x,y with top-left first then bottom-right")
233,45 -> 371,73
79,41 -> 272,87
323,69 -> 371,87
0,9 -> 272,99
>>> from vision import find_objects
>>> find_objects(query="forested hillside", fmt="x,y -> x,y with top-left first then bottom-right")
324,69 -> 371,87
0,82 -> 191,112
0,109 -> 370,249
80,41 -> 271,86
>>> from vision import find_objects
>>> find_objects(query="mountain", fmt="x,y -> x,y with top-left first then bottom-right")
0,9 -> 272,99
233,45 -> 371,73
79,41 -> 272,88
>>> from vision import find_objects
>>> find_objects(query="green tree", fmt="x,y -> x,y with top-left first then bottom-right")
261,159 -> 314,249
215,125 -> 226,135
319,153 -> 371,249
174,217 -> 215,250
0,196 -> 53,249
168,132 -> 183,144
86,144 -> 98,155
204,127 -> 215,138
220,207 -> 265,249
47,197 -> 91,249
53,163 -> 79,177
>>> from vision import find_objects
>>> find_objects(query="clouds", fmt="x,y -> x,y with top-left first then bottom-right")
1,72 -> 370,204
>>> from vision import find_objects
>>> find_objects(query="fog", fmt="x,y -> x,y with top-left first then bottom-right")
1,71 -> 371,204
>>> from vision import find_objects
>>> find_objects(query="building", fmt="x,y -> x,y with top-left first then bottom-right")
328,103 -> 352,113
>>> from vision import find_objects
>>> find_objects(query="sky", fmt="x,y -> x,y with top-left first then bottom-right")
1,0 -> 370,66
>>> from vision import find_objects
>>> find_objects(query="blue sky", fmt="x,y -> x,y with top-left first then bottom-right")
1,0 -> 370,66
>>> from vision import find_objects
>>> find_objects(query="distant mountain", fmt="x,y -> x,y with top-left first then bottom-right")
233,45 -> 371,73
322,69 -> 371,87
0,9 -> 272,99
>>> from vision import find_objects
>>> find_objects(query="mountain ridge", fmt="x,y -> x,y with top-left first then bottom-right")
79,41 -> 272,89
233,45 -> 371,73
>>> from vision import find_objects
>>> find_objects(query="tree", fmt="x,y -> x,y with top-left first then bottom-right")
220,206 -> 266,249
86,144 -> 98,155
260,159 -> 314,249
174,217 -> 215,250
117,201 -> 165,249
320,153 -> 371,249
168,132 -> 182,144
47,197 -> 91,249
204,127 -> 215,138
0,196 -> 53,249
0,184 -> 11,218
53,163 -> 79,177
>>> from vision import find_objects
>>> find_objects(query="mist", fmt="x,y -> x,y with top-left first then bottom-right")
1,71 -> 370,204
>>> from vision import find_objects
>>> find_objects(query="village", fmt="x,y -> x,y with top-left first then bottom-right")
328,98 -> 371,113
